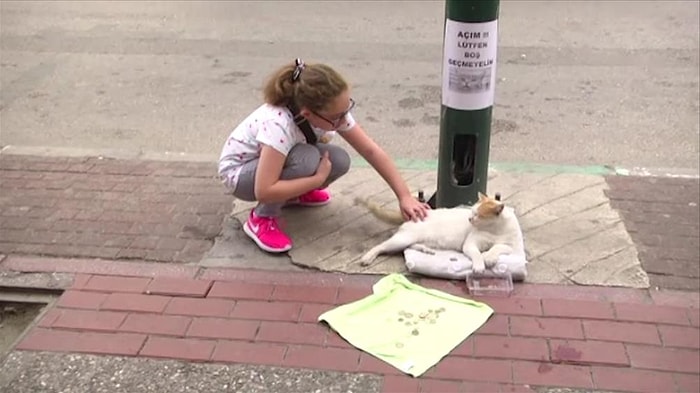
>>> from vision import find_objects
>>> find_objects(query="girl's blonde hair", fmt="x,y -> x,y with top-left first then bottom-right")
263,60 -> 348,112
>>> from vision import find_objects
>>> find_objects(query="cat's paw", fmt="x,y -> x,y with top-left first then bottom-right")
359,253 -> 376,266
472,261 -> 486,274
483,252 -> 500,268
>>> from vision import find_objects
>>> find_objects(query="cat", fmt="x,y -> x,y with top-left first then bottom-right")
355,192 -> 524,273
461,192 -> 526,273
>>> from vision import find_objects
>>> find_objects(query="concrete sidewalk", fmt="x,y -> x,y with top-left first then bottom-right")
0,152 -> 699,392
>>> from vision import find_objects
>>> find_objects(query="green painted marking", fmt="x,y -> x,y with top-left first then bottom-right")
350,156 -> 616,175
489,161 -> 615,175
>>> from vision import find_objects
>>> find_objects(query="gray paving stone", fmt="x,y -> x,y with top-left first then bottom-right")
209,168 -> 650,289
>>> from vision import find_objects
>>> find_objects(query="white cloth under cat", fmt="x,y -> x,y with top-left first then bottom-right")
403,249 -> 528,281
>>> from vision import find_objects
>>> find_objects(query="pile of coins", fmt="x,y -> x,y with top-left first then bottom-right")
395,307 -> 447,346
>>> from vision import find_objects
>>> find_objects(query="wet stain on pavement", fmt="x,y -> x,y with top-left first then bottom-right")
553,345 -> 583,363
393,118 -> 416,128
398,97 -> 424,109
492,119 -> 518,134
537,362 -> 553,373
221,71 -> 251,84
421,113 -> 439,126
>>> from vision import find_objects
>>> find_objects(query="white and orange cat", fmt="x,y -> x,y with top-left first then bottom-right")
355,192 -> 525,273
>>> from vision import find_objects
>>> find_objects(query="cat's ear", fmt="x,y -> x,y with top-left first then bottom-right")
478,192 -> 487,201
495,203 -> 505,215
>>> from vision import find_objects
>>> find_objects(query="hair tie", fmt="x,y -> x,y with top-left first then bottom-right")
291,58 -> 305,82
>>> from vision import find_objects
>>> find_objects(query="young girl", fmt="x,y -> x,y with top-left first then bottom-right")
218,59 -> 431,253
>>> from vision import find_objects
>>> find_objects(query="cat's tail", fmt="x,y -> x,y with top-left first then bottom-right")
354,197 -> 405,226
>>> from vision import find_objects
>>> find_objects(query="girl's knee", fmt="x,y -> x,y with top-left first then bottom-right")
329,147 -> 351,177
285,144 -> 321,178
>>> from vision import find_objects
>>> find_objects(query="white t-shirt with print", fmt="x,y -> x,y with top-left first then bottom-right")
218,103 -> 356,190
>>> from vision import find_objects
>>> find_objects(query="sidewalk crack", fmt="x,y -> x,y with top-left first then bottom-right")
518,180 -> 607,218
501,173 -> 560,202
531,220 -> 623,260
522,200 -> 609,233
561,244 -> 634,281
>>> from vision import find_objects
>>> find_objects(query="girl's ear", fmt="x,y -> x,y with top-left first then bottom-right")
299,108 -> 312,118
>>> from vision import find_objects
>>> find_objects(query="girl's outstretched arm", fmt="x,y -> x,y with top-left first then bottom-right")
340,124 -> 431,221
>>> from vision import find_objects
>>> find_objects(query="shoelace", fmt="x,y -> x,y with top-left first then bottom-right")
257,216 -> 287,232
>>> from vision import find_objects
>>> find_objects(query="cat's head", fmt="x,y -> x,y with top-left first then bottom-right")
469,192 -> 505,227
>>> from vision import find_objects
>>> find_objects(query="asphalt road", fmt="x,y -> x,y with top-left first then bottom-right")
1,1 -> 698,172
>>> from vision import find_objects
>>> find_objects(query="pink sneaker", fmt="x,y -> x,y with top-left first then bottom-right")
243,211 -> 292,253
287,188 -> 332,207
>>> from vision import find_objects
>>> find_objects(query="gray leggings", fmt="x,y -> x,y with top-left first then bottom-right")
232,143 -> 351,217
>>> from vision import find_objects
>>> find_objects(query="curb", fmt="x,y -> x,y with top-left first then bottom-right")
1,254 -> 698,308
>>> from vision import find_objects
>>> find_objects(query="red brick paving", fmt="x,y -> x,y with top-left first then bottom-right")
7,260 -> 698,393
101,292 -> 171,313
0,155 -> 228,264
186,317 -> 258,341
549,339 -> 629,367
582,319 -> 662,345
145,277 -> 213,297
658,324 -> 700,349
140,336 -> 215,361
164,297 -> 235,317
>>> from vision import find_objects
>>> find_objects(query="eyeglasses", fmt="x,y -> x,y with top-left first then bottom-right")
312,98 -> 355,128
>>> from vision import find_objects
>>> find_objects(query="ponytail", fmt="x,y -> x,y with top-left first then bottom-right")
262,59 -> 349,112
262,62 -> 297,107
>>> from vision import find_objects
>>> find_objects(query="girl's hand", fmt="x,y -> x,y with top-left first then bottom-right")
315,151 -> 332,181
399,195 -> 431,222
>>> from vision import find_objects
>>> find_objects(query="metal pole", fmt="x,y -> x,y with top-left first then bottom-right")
430,0 -> 500,209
